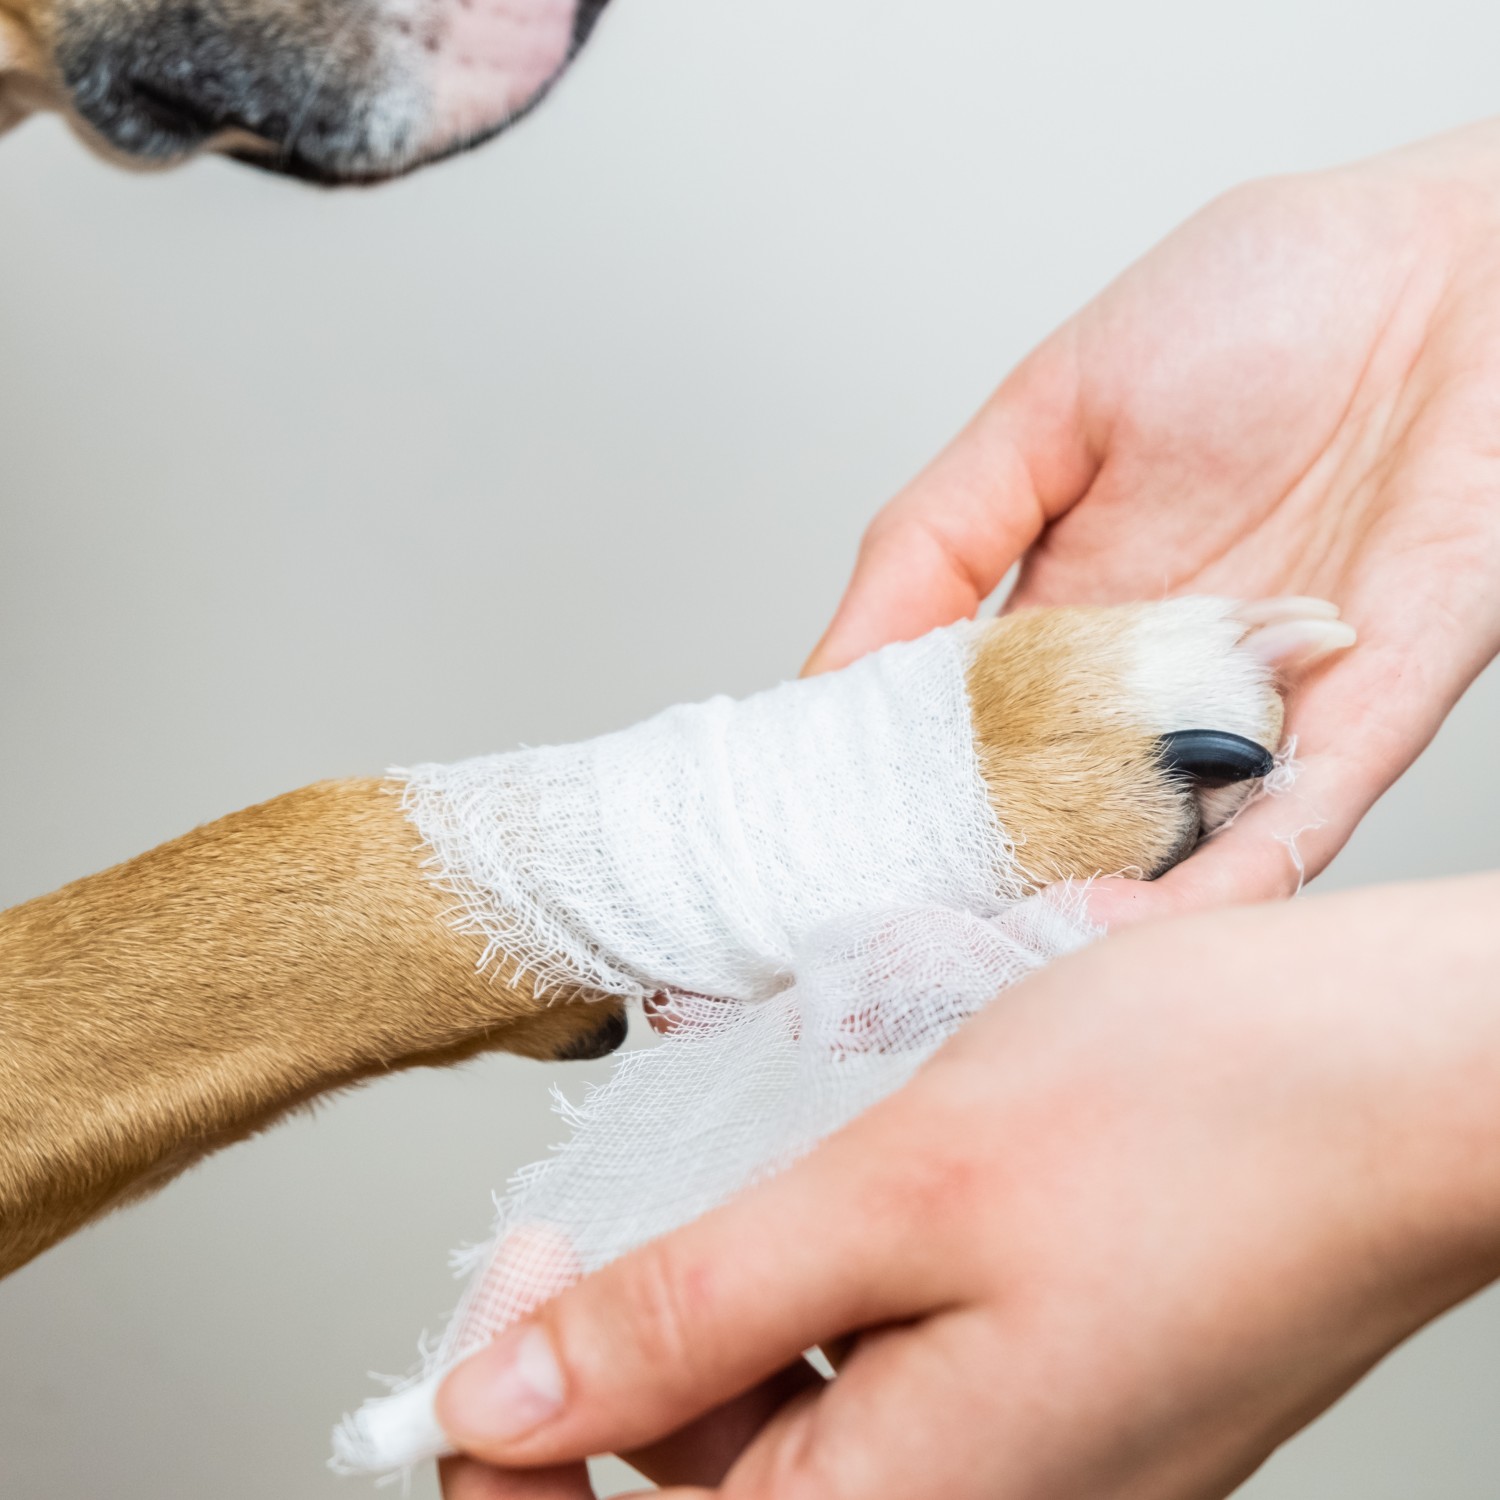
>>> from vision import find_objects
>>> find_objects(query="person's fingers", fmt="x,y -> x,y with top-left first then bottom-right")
623,1359 -> 826,1487
438,1374 -> 828,1500
642,1311 -> 1283,1500
804,333 -> 1098,675
646,1311 -> 1015,1500
436,1102 -> 956,1468
439,1455 -> 595,1500
443,1367 -> 826,1500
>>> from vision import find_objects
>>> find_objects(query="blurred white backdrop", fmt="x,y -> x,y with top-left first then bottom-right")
2,0 -> 1498,1494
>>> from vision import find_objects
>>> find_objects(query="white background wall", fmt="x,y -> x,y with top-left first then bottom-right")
2,0 -> 1498,1493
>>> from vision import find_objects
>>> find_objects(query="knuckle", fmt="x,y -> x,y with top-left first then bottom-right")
855,1107 -> 978,1242
750,1389 -> 872,1500
611,1238 -> 712,1383
887,1141 -> 979,1231
858,506 -> 908,558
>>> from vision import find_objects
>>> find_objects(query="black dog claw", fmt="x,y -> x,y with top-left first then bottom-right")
1157,729 -> 1275,789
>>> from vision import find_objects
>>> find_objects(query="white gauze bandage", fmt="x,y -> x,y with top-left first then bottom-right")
332,622 -> 1099,1475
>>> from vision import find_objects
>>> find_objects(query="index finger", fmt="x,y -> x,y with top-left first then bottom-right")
804,334 -> 1097,675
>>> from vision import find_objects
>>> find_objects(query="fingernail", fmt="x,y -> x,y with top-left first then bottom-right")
438,1324 -> 565,1448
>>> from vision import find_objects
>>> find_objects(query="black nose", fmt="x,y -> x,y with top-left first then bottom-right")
1157,729 -> 1275,789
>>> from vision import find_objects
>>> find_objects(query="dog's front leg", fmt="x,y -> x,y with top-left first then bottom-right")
0,777 -> 623,1278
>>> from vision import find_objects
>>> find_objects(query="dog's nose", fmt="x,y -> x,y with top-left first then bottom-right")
55,0 -> 614,182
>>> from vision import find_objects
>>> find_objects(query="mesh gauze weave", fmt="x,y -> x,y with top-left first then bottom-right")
332,623 -> 1098,1474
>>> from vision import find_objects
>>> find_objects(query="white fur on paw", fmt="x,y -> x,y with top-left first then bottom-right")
1125,596 -> 1352,834
1123,598 -> 1277,744
1125,595 -> 1352,742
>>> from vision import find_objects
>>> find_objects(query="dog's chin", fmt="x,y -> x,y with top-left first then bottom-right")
222,141 -> 409,188
50,91 -> 539,187
221,90 -> 553,187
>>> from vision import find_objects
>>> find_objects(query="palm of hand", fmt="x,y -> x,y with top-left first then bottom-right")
816,128 -> 1500,913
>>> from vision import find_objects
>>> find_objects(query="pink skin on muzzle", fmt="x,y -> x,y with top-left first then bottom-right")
422,0 -> 578,151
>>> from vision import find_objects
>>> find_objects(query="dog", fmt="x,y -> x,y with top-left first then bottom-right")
0,598 -> 1353,1281
0,0 -> 609,182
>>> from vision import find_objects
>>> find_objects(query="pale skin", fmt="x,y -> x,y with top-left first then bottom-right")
809,119 -> 1500,925
438,878 -> 1500,1500
437,120 -> 1500,1497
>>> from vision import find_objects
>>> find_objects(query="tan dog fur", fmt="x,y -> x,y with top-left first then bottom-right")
971,606 -> 1285,885
0,779 -> 625,1278
0,603 -> 1303,1281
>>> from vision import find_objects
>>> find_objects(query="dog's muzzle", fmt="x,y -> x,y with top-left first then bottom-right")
50,0 -> 610,183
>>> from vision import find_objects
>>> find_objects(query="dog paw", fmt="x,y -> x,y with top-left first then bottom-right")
966,597 -> 1354,884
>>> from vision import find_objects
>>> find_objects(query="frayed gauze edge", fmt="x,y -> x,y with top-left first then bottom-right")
333,623 -> 1099,1476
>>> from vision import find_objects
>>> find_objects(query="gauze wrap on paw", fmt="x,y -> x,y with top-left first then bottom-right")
331,623 -> 1099,1475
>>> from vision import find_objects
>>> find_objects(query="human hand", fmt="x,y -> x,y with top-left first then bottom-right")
807,121 -> 1500,921
435,873 -> 1500,1499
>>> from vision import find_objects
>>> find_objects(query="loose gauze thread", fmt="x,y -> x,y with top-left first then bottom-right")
331,624 -> 1106,1475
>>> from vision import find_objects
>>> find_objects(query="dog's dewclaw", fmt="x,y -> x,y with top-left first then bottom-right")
1245,617 -> 1359,670
1233,596 -> 1357,671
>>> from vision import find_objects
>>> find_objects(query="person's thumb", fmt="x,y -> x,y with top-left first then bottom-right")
434,1104 -> 948,1469
804,331 -> 1097,676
